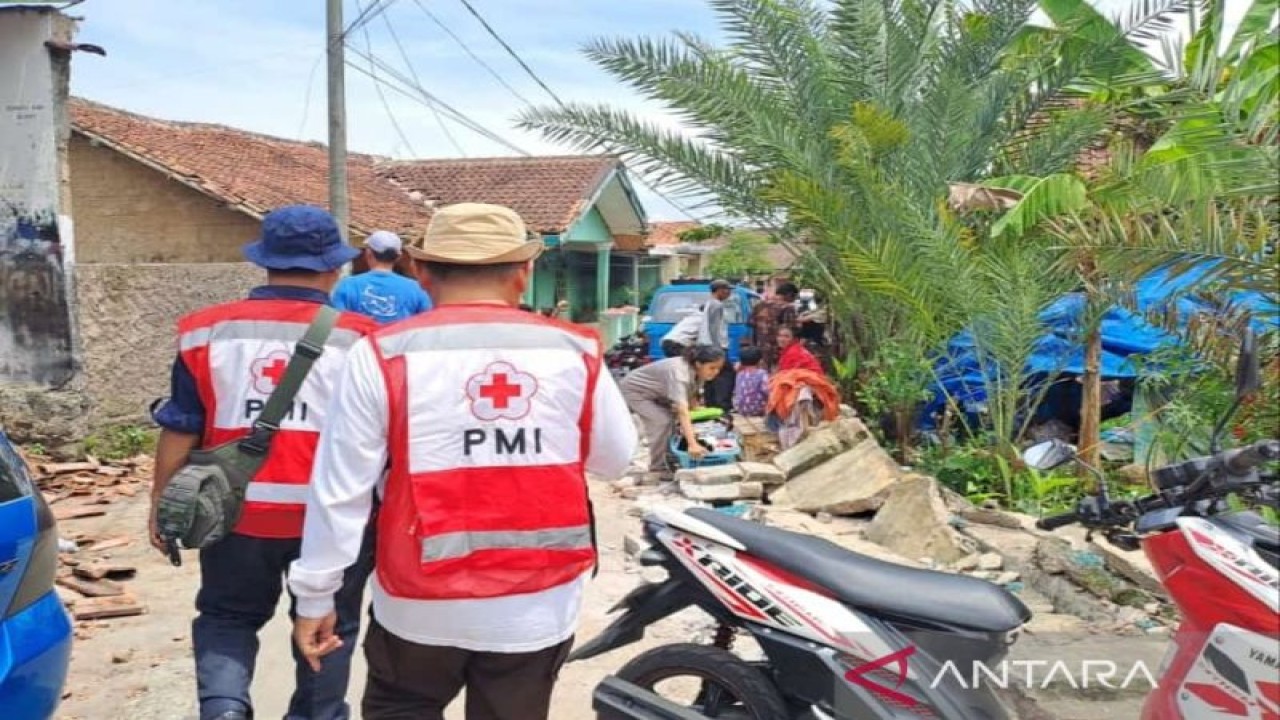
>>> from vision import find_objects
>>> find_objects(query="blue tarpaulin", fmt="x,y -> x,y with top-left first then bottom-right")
924,262 -> 1278,427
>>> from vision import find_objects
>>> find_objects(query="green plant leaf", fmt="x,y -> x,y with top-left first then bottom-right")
985,174 -> 1090,239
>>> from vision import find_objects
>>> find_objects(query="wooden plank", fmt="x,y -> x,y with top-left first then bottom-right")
56,575 -> 125,598
85,536 -> 133,553
72,594 -> 145,621
73,562 -> 136,581
38,462 -> 99,476
53,505 -> 107,521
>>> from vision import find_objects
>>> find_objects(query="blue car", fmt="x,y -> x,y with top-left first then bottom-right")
0,431 -> 72,720
643,280 -> 761,363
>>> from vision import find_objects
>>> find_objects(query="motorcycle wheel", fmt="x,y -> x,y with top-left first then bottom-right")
612,643 -> 789,720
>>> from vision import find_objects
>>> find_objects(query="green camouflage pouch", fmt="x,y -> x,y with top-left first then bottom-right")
154,306 -> 338,566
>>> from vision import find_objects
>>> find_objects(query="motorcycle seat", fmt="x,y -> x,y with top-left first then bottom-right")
686,508 -> 1031,633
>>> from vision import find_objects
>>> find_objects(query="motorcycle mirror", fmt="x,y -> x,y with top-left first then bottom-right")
1022,439 -> 1077,471
1235,329 -> 1261,401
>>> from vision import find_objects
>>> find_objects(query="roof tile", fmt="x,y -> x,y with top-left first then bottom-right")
646,221 -> 701,247
69,98 -> 619,239
377,155 -> 619,235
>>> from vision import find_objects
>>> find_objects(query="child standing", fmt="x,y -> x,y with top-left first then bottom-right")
733,346 -> 770,417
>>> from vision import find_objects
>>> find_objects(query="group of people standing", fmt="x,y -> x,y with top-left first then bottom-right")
149,203 -> 638,720
622,280 -> 828,479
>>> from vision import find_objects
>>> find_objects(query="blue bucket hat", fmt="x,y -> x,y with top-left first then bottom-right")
242,205 -> 361,272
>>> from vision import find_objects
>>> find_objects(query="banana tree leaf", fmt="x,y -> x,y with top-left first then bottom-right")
984,174 -> 1089,239
1037,0 -> 1159,72
1225,0 -> 1280,61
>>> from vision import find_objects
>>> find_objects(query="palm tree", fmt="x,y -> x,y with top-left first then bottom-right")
519,0 -> 1187,456
519,0 -> 1179,332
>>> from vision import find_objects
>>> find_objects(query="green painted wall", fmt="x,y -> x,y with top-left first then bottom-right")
564,207 -> 613,243
525,209 -> 626,322
529,252 -> 560,310
638,264 -> 662,305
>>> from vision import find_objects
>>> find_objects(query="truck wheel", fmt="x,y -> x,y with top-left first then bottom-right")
613,643 -> 789,719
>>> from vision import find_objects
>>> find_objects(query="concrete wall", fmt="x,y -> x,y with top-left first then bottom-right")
0,8 -> 89,455
68,132 -> 265,426
76,263 -> 261,426
1,9 -> 77,386
70,134 -> 260,264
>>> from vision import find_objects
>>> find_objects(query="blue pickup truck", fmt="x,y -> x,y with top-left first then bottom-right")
643,281 -> 760,363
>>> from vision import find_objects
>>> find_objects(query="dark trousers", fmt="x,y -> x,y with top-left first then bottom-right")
193,529 -> 374,720
362,617 -> 573,720
704,359 -> 737,413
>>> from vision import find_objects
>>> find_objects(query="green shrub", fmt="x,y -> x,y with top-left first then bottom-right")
84,425 -> 157,461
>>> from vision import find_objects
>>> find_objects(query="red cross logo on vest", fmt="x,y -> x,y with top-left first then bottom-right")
465,361 -> 539,421
250,350 -> 292,395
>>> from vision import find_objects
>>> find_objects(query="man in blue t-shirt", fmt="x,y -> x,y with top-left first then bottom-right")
331,230 -> 432,323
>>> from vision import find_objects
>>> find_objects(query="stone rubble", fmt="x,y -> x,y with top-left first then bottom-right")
628,408 -> 1171,638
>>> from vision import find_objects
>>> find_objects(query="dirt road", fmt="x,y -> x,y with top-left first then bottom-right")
53,481 -> 1168,720
54,482 -> 700,720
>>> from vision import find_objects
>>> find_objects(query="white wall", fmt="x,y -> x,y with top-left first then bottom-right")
0,7 -> 77,387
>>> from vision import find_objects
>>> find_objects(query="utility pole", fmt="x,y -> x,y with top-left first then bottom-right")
326,0 -> 350,243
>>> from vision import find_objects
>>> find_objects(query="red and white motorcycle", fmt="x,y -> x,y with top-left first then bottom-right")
574,334 -> 1278,720
1027,436 -> 1279,720
1023,331 -> 1280,719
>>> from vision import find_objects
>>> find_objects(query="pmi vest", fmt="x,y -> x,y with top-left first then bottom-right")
373,304 -> 602,600
179,298 -> 375,538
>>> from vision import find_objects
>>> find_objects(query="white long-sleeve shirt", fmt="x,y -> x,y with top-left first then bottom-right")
287,336 -> 637,652
662,312 -> 703,345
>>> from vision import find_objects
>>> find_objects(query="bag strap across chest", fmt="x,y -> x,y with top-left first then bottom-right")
237,305 -> 339,456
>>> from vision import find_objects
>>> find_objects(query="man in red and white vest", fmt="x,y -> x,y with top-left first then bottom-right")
150,205 -> 377,720
289,203 -> 637,720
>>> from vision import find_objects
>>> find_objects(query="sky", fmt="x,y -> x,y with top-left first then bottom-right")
67,0 -> 722,221
64,0 -> 1250,223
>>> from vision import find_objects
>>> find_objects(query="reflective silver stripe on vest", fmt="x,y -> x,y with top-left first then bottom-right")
180,320 -> 362,352
244,482 -> 311,505
420,525 -> 593,562
379,323 -> 598,359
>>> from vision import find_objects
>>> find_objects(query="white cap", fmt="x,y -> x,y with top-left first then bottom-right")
366,230 -> 403,254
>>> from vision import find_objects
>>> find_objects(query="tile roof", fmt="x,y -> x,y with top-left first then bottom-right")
646,221 -> 702,247
69,98 -> 622,240
379,155 -> 621,235
70,98 -> 432,239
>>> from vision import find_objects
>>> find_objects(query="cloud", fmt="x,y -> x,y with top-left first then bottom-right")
70,0 -> 1241,223
69,0 -> 720,219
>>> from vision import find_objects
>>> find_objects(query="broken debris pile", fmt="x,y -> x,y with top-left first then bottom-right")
28,455 -> 151,631
35,456 -> 151,515
616,411 -> 1175,635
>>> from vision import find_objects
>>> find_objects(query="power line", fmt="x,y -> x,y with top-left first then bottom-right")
355,0 -> 417,156
455,0 -> 565,106
296,52 -> 326,140
348,47 -> 525,153
342,0 -> 397,39
345,45 -> 530,155
410,0 -> 535,107
450,0 -> 704,221
379,3 -> 467,156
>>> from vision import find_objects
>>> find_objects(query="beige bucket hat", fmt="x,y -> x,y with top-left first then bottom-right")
407,202 -> 544,265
